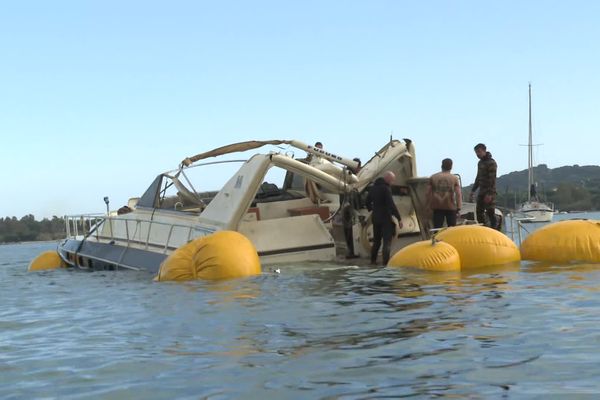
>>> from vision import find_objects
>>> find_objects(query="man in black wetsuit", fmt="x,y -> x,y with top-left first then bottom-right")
341,158 -> 362,259
366,171 -> 402,265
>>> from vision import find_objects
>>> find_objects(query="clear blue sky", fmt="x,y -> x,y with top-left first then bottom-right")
1,1 -> 599,218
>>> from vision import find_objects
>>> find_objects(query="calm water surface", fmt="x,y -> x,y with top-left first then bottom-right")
3,213 -> 600,399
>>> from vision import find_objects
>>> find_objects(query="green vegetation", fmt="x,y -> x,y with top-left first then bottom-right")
3,164 -> 599,243
466,164 -> 600,212
0,215 -> 66,243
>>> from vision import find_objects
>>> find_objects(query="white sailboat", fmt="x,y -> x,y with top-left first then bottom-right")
518,84 -> 554,223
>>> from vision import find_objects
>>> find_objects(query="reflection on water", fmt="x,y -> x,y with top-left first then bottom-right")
4,236 -> 600,398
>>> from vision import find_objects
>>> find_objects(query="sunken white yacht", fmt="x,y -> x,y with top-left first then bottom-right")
58,139 -> 444,273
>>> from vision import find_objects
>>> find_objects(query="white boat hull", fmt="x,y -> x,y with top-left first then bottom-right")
518,202 -> 554,222
520,210 -> 553,222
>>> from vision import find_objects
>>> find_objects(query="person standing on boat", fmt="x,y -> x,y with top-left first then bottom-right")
305,141 -> 325,203
366,171 -> 402,265
308,141 -> 324,165
428,158 -> 462,228
469,143 -> 498,230
341,158 -> 362,259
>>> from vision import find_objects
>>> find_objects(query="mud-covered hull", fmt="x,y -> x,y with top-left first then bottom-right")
58,239 -> 167,273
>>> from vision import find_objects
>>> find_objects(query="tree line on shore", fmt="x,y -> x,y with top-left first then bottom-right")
3,163 -> 600,244
494,181 -> 600,212
0,215 -> 66,243
467,164 -> 600,212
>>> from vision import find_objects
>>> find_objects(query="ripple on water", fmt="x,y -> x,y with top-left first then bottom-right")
4,242 -> 600,398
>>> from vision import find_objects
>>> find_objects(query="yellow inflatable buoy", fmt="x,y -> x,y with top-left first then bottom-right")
28,251 -> 66,271
521,220 -> 600,263
388,240 -> 461,271
435,225 -> 520,269
155,231 -> 261,281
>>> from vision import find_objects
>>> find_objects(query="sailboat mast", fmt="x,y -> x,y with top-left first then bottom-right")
528,83 -> 533,202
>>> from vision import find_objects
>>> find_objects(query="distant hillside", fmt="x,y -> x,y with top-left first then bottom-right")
464,164 -> 600,211
496,164 -> 600,192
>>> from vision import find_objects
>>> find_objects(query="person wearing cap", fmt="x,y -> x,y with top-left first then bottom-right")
366,171 -> 402,265
428,158 -> 462,228
469,143 -> 498,229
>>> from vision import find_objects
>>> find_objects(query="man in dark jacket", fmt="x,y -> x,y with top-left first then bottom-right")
469,143 -> 498,230
341,158 -> 362,259
366,171 -> 402,265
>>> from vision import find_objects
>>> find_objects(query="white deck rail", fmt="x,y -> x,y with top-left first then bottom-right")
504,213 -> 534,246
64,214 -> 207,253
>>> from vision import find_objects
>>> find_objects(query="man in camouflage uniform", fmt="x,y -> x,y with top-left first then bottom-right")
469,143 -> 499,230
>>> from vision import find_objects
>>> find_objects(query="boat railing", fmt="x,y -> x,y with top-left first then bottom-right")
64,214 -> 207,253
64,214 -> 105,239
504,212 -> 534,246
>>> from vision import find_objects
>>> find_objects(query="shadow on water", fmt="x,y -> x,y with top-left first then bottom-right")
523,260 -> 600,274
521,261 -> 600,294
11,240 -> 600,398
239,261 -> 537,398
150,261 -> 524,388
254,262 -> 521,354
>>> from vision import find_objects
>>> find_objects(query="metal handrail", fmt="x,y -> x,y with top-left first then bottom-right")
504,213 -> 534,245
64,214 -> 207,253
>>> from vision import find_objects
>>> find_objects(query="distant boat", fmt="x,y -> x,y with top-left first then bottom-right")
518,84 -> 554,223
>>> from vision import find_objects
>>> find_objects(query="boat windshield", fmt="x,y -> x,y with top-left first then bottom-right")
156,173 -> 207,213
137,161 -> 246,213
